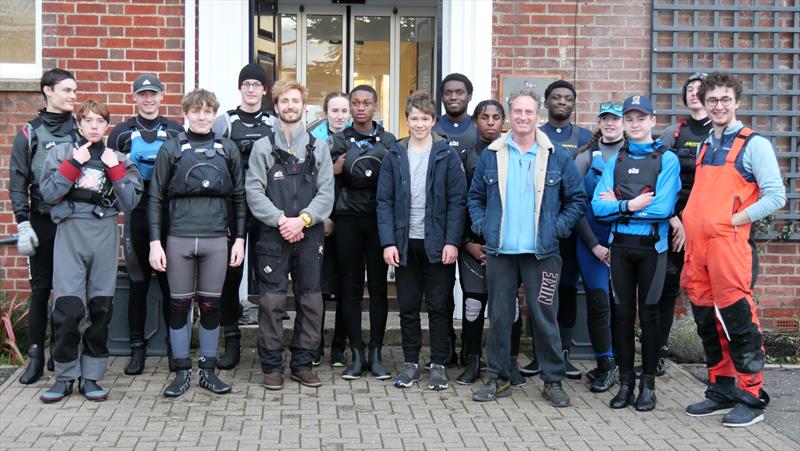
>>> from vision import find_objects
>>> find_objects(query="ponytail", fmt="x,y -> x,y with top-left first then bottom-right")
576,129 -> 602,154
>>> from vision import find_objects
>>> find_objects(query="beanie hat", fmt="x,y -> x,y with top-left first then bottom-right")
238,63 -> 268,88
682,72 -> 708,106
544,80 -> 577,100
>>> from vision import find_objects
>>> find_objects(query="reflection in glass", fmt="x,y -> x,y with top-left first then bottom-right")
305,15 -> 343,126
354,16 -> 390,130
0,0 -> 36,64
279,15 -> 297,83
398,17 -> 435,138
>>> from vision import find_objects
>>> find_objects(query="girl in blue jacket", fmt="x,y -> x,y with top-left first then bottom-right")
591,95 -> 680,412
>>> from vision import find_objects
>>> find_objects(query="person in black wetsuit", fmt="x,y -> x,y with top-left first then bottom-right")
108,73 -> 184,375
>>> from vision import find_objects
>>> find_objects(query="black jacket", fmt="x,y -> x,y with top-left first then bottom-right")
148,131 -> 246,241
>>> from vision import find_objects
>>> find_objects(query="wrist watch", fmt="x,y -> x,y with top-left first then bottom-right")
300,212 -> 312,228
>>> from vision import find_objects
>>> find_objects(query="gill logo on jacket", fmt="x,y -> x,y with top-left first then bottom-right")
628,167 -> 640,175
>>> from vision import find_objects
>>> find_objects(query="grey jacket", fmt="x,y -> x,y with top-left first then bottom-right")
246,122 -> 334,227
39,139 -> 143,224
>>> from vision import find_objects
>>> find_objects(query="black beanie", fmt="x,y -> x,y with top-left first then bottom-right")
238,63 -> 268,87
544,80 -> 577,100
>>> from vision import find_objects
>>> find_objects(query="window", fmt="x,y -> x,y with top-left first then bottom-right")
0,0 -> 41,79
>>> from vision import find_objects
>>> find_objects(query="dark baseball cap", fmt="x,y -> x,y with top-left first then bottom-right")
622,95 -> 654,115
133,73 -> 163,94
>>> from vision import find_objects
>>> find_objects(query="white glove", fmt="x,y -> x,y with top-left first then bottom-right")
16,221 -> 39,256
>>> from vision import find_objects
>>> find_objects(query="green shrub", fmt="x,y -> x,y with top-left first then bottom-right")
668,312 -> 705,363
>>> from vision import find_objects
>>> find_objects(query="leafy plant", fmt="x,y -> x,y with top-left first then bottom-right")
0,295 -> 29,365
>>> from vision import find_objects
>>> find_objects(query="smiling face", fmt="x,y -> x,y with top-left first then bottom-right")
406,107 -> 434,141
325,96 -> 350,133
509,95 -> 538,138
442,80 -> 471,118
185,104 -> 216,134
134,90 -> 163,119
622,111 -> 656,143
275,88 -> 304,125
475,105 -> 503,142
703,86 -> 739,128
598,113 -> 624,142
45,78 -> 78,113
79,110 -> 109,143
545,87 -> 575,122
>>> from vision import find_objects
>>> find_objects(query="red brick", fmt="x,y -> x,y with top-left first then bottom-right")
67,59 -> 99,70
132,38 -> 165,49
497,14 -> 531,25
66,14 -> 99,25
66,37 -> 98,47
127,49 -> 159,60
134,61 -> 167,72
74,26 -> 109,37
125,27 -> 160,38
158,5 -> 185,16
42,2 -> 75,13
100,60 -> 133,71
125,4 -> 158,15
101,15 -> 132,27
159,27 -> 185,38
76,3 -> 107,14
100,38 -> 132,48
134,16 -> 165,27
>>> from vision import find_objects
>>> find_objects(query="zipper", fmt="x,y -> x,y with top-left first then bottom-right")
348,155 -> 382,178
732,195 -> 743,240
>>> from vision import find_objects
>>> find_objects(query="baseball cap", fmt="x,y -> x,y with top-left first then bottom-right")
133,73 -> 163,94
597,102 -> 623,117
622,95 -> 654,115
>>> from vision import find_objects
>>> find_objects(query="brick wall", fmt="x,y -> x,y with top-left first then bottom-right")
0,0 -> 186,296
492,0 -> 798,327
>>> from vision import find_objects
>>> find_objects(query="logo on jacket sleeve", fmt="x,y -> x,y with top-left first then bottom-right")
273,170 -> 284,180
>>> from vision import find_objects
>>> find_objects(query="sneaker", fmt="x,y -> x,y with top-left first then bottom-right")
563,349 -> 582,379
263,372 -> 284,390
79,378 -> 110,401
311,354 -> 322,367
543,381 -> 570,407
519,358 -> 541,377
686,398 -> 736,417
291,369 -> 322,388
472,377 -> 512,402
394,363 -> 422,388
585,366 -> 601,383
198,369 -> 232,394
164,369 -> 192,398
656,357 -> 667,377
722,403 -> 764,427
509,359 -> 526,387
428,363 -> 449,391
330,348 -> 346,368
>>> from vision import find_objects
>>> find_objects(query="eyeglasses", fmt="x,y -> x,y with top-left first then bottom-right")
241,82 -> 263,91
704,97 -> 734,107
599,102 -> 623,113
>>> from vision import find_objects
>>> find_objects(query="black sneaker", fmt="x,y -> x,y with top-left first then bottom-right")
563,349 -> 582,379
519,358 -> 541,377
686,398 -> 736,417
655,357 -> 667,377
722,403 -> 764,427
164,369 -> 192,398
585,366 -> 601,383
589,357 -> 617,393
509,359 -> 526,387
330,348 -> 346,368
428,363 -> 449,391
543,381 -> 570,407
394,363 -> 422,388
472,378 -> 512,402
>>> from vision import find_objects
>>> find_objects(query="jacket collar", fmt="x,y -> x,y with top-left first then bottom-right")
488,129 -> 554,154
394,132 -> 447,153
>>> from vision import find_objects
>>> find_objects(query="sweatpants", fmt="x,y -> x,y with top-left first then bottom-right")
486,253 -> 564,382
609,240 -> 666,377
255,225 -> 325,373
27,212 -> 56,350
395,239 -> 454,365
51,216 -> 119,382
165,235 -> 228,368
557,235 -> 579,352
123,205 -> 170,345
336,215 -> 389,349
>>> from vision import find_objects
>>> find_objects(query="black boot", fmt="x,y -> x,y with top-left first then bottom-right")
198,356 -> 231,394
368,345 -> 391,380
635,375 -> 657,412
610,371 -> 636,409
216,328 -> 241,370
342,345 -> 367,380
19,344 -> 45,384
124,341 -> 146,375
457,354 -> 481,385
590,356 -> 617,393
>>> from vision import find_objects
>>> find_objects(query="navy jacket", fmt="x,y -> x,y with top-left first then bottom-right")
376,135 -> 467,266
467,130 -> 585,258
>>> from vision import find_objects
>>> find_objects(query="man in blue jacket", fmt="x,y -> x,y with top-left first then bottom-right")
468,88 -> 585,404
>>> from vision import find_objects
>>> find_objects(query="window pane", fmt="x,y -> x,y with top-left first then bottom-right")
0,0 -> 36,64
398,17 -> 435,138
353,16 -> 390,130
305,14 -> 343,126
278,15 -> 297,82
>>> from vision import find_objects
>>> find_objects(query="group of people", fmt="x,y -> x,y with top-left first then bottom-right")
9,65 -> 784,428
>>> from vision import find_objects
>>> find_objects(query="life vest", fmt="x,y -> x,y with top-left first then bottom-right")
613,144 -> 665,201
25,118 -> 79,185
547,124 -> 582,158
167,133 -> 232,198
671,119 -> 710,212
224,109 -> 274,165
129,125 -> 168,182
433,119 -> 477,155
265,136 -> 318,218
66,145 -> 115,207
341,128 -> 386,189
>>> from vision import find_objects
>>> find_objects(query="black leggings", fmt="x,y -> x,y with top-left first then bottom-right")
124,206 -> 170,344
461,292 -> 487,356
27,212 -> 56,349
335,215 -> 389,348
610,242 -> 666,377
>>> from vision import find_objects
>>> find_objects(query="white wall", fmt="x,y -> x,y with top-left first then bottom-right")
441,0 -> 493,112
197,0 -> 250,112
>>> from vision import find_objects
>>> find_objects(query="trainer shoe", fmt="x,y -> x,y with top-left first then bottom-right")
543,381 -> 570,407
563,349 -> 582,379
509,359 -> 526,387
394,362 -> 422,388
472,377 -> 512,402
428,363 -> 449,390
722,403 -> 764,427
686,398 -> 736,417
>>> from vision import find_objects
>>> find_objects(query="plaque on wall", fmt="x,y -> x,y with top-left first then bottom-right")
498,74 -> 561,124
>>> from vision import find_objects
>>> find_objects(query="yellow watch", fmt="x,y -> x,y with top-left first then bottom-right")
300,212 -> 312,228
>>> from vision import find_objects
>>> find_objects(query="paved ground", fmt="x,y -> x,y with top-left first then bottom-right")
1,350 -> 797,451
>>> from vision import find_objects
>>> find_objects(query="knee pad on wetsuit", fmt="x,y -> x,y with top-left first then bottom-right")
585,289 -> 609,316
169,297 -> 193,329
719,298 -> 765,374
464,297 -> 483,322
197,296 -> 222,329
